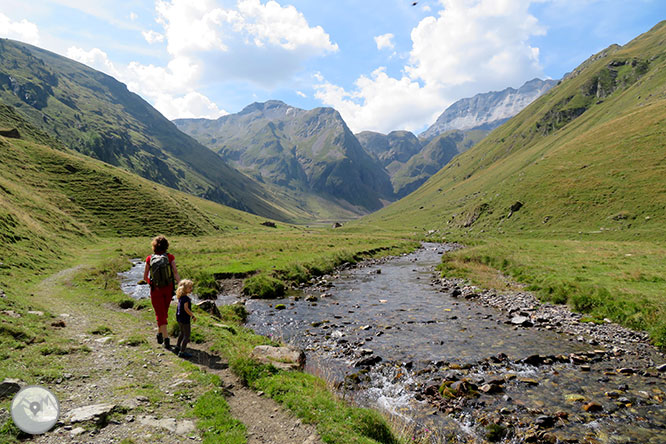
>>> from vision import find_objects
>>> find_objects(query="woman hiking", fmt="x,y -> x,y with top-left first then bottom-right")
143,235 -> 180,349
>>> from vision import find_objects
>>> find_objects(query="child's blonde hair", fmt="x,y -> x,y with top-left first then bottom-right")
176,279 -> 193,299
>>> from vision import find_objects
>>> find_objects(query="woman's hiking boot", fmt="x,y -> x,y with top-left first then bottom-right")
164,337 -> 171,349
172,346 -> 180,354
156,332 -> 163,344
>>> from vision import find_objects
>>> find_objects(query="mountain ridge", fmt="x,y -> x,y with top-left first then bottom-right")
0,38 -> 295,221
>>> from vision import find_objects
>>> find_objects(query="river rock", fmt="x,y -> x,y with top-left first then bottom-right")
582,402 -> 603,412
196,300 -> 221,318
354,355 -> 382,368
479,383 -> 502,394
67,403 -> 116,423
0,379 -> 23,399
251,345 -> 305,370
511,316 -> 533,327
535,415 -> 556,428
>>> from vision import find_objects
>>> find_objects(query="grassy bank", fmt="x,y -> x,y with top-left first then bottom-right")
112,229 -> 418,299
438,236 -> 666,347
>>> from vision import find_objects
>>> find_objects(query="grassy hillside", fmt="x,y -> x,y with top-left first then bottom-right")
365,21 -> 666,237
0,39 -> 298,221
360,21 -> 666,345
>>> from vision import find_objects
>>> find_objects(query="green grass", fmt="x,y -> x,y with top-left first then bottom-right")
193,389 -> 247,444
438,237 -> 666,346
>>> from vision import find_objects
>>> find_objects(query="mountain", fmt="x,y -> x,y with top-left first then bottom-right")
420,78 -> 558,141
389,129 -> 487,197
362,21 -> 666,237
356,130 -> 423,175
174,101 -> 394,220
355,79 -> 555,198
0,38 -> 295,221
0,101 -> 271,275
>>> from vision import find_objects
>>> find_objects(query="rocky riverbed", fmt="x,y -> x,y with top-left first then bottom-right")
244,243 -> 665,444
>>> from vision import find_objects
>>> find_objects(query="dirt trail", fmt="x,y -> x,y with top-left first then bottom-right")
22,266 -> 322,444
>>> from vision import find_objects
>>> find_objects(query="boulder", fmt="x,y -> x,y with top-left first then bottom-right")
261,221 -> 277,228
251,345 -> 305,371
196,300 -> 221,318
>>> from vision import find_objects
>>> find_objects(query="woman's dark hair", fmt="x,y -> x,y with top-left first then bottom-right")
151,235 -> 169,254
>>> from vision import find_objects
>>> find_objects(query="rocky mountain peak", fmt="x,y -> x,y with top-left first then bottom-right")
420,78 -> 558,140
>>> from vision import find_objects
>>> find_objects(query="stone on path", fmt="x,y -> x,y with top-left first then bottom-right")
67,403 -> 116,423
139,416 -> 196,435
251,345 -> 305,371
0,379 -> 23,399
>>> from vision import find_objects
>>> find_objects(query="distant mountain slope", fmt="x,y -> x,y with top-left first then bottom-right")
356,130 -> 423,175
356,79 -> 554,198
420,78 -> 557,140
0,38 -> 293,221
175,101 -> 394,219
0,102 -> 270,272
362,21 -> 666,237
390,129 -> 487,197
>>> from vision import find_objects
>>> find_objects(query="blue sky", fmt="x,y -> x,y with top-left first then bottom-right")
0,0 -> 663,133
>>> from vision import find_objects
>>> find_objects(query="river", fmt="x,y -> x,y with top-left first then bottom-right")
120,243 -> 665,443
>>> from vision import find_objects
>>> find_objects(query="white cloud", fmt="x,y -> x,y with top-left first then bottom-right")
66,46 -> 221,120
316,67 -> 440,133
374,33 -> 395,51
63,1 -> 336,120
154,91 -> 227,119
130,12 -> 138,21
315,0 -> 547,133
152,0 -> 337,86
0,13 -> 39,44
296,90 -> 307,98
142,30 -> 165,44
66,46 -> 120,77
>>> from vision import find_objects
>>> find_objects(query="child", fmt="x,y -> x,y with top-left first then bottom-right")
174,279 -> 196,358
